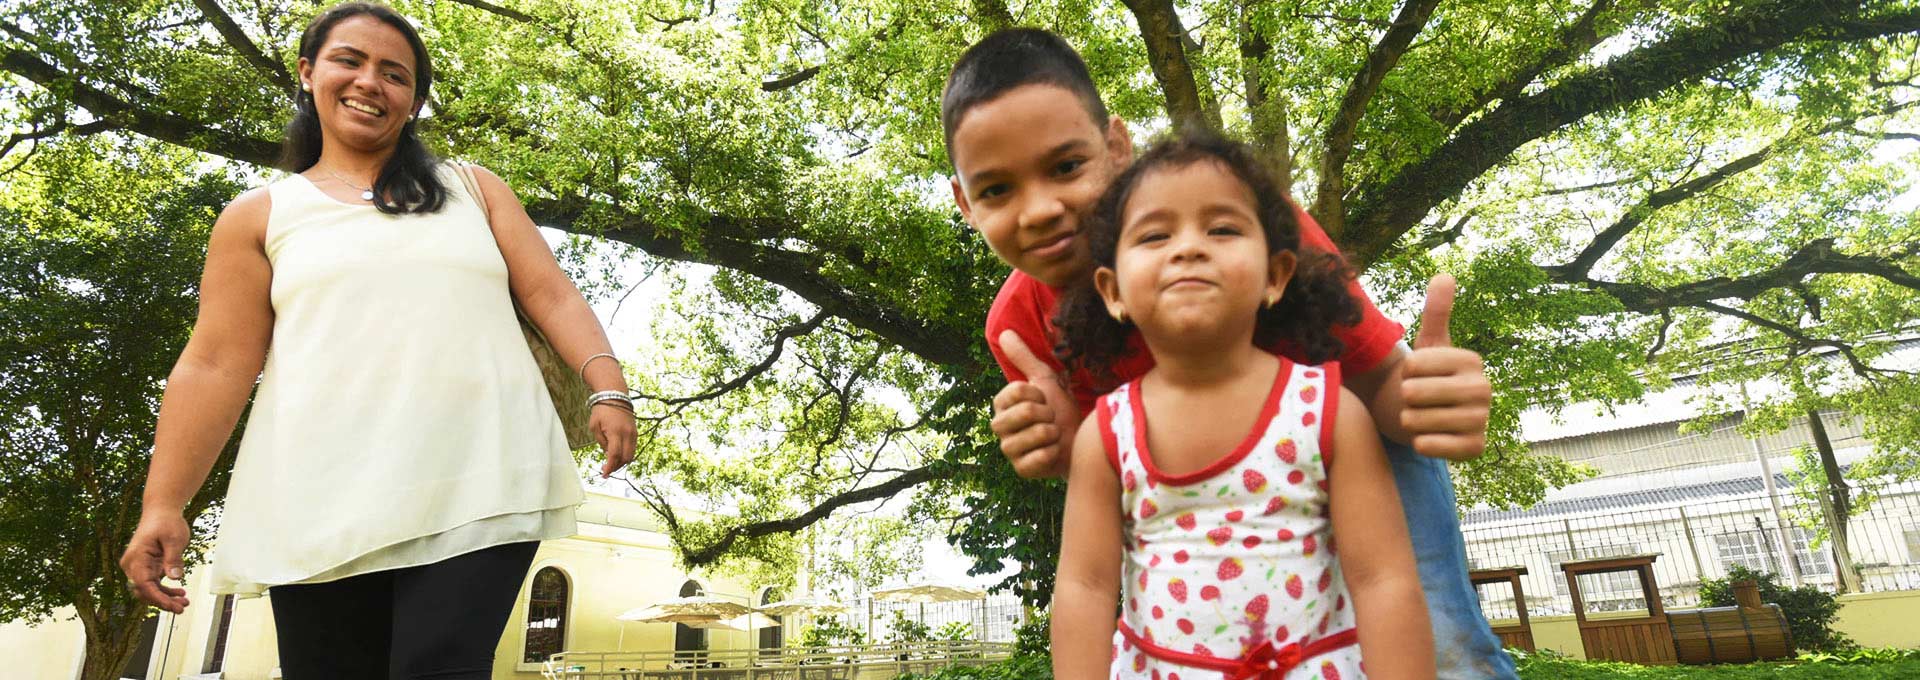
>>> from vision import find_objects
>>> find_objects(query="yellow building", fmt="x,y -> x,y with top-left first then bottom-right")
1,491 -> 792,680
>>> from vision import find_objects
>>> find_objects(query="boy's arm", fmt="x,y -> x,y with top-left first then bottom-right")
1344,276 -> 1490,461
1329,387 -> 1435,680
1052,415 -> 1122,680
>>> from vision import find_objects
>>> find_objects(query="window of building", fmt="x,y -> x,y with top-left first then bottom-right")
1715,527 -> 1830,577
522,567 -> 570,664
675,580 -> 707,664
202,594 -> 237,673
758,588 -> 784,654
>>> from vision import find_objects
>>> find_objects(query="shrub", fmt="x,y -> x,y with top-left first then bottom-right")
1012,612 -> 1050,658
1697,566 -> 1853,653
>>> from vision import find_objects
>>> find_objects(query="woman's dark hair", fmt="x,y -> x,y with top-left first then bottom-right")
1054,132 -> 1363,381
279,2 -> 446,215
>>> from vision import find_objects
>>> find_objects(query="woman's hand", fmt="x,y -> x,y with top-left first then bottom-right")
119,512 -> 192,613
592,403 -> 638,478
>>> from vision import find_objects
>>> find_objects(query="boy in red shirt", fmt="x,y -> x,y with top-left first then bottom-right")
943,29 -> 1515,679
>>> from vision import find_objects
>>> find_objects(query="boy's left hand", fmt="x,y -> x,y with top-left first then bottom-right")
1400,275 -> 1491,460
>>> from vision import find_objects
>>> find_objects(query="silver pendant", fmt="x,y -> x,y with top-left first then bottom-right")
360,190 -> 375,201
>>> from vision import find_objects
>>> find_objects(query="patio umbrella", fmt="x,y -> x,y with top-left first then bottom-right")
757,598 -> 851,616
617,595 -> 753,622
684,612 -> 782,631
872,583 -> 987,635
871,583 -> 986,604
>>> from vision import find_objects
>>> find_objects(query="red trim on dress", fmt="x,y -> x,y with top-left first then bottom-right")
1130,359 -> 1294,487
1098,394 -> 1122,475
1316,361 -> 1342,471
1117,619 -> 1359,678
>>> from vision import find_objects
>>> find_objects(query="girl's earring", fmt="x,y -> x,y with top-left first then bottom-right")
1110,307 -> 1128,324
1263,293 -> 1279,309
301,83 -> 310,92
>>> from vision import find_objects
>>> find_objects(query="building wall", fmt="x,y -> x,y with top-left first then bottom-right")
1530,410 -> 1866,479
2,492 -> 779,680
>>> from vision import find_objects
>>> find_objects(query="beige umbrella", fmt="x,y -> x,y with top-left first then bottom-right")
872,583 -> 988,636
618,596 -> 752,622
871,583 -> 986,604
757,598 -> 851,617
684,612 -> 782,631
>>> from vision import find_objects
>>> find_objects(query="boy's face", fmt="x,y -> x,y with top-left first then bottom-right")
950,84 -> 1133,288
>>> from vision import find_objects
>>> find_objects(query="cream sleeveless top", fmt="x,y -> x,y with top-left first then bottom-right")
207,164 -> 583,596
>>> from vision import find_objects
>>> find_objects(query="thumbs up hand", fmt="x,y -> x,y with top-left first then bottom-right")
1400,275 -> 1491,460
990,330 -> 1082,479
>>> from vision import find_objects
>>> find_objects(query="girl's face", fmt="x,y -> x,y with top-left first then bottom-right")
297,15 -> 421,155
1095,160 -> 1295,347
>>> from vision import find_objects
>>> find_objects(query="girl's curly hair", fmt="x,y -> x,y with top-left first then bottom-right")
1054,132 -> 1363,383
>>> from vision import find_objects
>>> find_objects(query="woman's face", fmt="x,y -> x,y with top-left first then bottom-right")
297,15 -> 421,155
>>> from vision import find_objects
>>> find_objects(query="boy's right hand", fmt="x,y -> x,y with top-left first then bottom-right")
991,330 -> 1080,479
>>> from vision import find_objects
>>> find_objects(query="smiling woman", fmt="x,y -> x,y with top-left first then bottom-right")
116,3 -> 641,679
282,2 -> 444,213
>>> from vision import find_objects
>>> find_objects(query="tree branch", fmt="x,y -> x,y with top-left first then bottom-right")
0,119 -> 115,160
1430,0 -> 1618,130
523,198 -> 975,369
1311,0 -> 1441,236
635,311 -> 832,406
1240,1 -> 1290,180
970,0 -> 1016,32
1121,0 -> 1223,134
1343,0 -> 1920,268
678,463 -> 957,566
1550,139 -> 1780,278
0,49 -> 280,166
447,0 -> 537,24
761,65 -> 821,92
1567,238 -> 1920,313
1691,301 -> 1887,379
191,0 -> 293,94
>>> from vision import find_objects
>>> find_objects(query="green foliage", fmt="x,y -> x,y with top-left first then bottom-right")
887,610 -> 934,644
0,135 -> 245,670
897,655 -> 1053,680
1698,566 -> 1853,653
934,621 -> 975,642
1795,648 -> 1920,665
1011,612 -> 1050,659
798,617 -> 867,648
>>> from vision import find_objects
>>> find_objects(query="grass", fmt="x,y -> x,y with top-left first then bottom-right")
1514,658 -> 1920,679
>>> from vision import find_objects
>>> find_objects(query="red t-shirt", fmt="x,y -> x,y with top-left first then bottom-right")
985,201 -> 1404,413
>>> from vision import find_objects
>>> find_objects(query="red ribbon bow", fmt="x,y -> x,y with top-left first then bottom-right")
1225,641 -> 1305,680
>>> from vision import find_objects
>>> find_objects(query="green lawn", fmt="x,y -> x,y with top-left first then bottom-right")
1516,655 -> 1920,679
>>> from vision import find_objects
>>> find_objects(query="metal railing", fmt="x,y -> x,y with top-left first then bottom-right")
544,640 -> 1015,680
1462,479 -> 1920,618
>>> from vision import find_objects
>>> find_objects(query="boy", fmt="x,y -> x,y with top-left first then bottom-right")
944,29 -> 1514,679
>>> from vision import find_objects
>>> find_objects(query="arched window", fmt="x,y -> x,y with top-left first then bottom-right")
522,567 -> 570,663
758,588 -> 785,654
674,580 -> 707,663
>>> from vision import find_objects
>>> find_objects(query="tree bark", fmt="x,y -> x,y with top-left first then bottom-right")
1121,0 -> 1222,135
1806,409 -> 1864,593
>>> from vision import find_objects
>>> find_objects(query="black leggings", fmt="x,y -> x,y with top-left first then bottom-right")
269,541 -> 539,680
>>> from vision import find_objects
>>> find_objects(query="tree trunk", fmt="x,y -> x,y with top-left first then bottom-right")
78,610 -> 149,680
1807,409 -> 1864,593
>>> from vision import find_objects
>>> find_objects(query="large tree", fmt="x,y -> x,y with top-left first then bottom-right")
4,0 -> 1918,609
0,136 -> 245,680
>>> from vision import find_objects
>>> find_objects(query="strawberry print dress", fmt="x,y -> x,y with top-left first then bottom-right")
1099,359 -> 1362,680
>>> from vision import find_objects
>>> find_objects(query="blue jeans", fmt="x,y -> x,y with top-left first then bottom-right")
1384,437 -> 1518,679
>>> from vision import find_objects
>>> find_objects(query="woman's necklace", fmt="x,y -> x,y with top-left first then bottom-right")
321,168 -> 376,202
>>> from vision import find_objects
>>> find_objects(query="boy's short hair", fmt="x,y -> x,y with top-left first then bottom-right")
941,28 -> 1110,161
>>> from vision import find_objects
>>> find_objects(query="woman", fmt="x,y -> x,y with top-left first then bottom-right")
118,3 -> 637,677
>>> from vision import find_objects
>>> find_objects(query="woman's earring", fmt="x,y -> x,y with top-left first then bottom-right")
1110,307 -> 1128,324
1264,293 -> 1280,309
301,83 -> 310,92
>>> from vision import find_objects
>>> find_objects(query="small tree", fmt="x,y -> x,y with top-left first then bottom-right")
1699,566 -> 1854,653
0,136 -> 244,680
